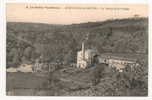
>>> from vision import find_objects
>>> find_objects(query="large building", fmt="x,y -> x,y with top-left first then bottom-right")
76,40 -> 139,72
77,42 -> 98,69
99,55 -> 138,72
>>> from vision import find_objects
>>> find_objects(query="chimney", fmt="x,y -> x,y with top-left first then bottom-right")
82,42 -> 85,60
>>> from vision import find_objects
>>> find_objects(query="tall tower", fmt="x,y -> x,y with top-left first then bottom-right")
81,33 -> 89,60
82,41 -> 85,60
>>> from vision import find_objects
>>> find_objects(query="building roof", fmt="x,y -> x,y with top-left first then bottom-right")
100,53 -> 137,62
78,49 -> 98,53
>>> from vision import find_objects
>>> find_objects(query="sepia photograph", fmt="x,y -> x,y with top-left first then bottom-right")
6,3 -> 148,96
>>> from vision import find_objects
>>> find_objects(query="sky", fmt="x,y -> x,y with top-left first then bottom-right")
6,3 -> 148,24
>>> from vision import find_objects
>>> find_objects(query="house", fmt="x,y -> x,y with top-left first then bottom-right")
6,64 -> 33,73
17,64 -> 33,73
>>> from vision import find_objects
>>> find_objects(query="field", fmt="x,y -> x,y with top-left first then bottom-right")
6,56 -> 148,96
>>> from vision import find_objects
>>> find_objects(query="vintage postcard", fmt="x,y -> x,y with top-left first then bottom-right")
6,3 -> 148,96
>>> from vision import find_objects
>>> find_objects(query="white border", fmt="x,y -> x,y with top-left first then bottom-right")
0,0 -> 151,100
0,0 -> 6,97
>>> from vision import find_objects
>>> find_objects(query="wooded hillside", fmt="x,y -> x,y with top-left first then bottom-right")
7,17 -> 148,68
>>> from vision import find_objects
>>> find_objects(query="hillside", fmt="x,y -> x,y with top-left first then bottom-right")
7,17 -> 148,67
